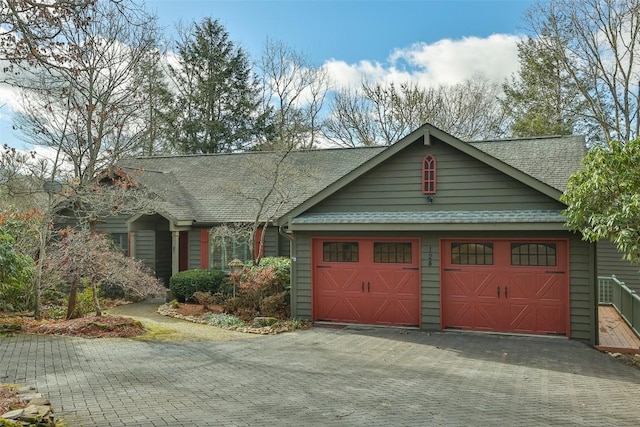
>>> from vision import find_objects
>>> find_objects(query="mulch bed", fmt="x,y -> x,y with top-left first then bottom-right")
0,315 -> 146,339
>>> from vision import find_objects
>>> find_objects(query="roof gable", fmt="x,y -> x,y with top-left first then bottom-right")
280,124 -> 571,223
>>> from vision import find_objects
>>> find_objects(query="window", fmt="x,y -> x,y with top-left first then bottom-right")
109,233 -> 128,254
323,242 -> 359,262
210,235 -> 251,271
374,242 -> 412,263
451,242 -> 493,265
422,154 -> 436,194
511,243 -> 556,266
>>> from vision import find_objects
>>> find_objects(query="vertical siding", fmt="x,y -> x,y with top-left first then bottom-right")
597,240 -> 640,293
310,140 -> 565,213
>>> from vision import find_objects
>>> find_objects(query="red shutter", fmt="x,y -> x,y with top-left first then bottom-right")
200,229 -> 209,269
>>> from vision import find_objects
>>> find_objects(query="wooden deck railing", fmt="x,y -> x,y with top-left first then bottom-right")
598,275 -> 640,337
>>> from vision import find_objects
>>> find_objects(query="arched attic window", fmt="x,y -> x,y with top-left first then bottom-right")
422,154 -> 436,194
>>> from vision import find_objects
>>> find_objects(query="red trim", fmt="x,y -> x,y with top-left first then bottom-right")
422,154 -> 436,194
200,229 -> 209,269
179,231 -> 189,271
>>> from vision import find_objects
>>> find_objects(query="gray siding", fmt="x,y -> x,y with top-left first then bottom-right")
569,237 -> 597,343
155,231 -> 172,285
311,139 -> 565,213
188,230 -> 201,270
96,214 -> 128,234
597,240 -> 640,293
136,230 -> 155,273
291,229 -> 596,344
263,226 -> 278,257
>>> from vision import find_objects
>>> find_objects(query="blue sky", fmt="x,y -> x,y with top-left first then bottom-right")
148,0 -> 534,65
1,0 -> 535,150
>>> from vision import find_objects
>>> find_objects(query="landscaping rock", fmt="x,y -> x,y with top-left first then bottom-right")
0,386 -> 56,427
1,408 -> 24,419
252,317 -> 278,328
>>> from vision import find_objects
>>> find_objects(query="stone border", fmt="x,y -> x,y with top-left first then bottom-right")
0,385 -> 56,426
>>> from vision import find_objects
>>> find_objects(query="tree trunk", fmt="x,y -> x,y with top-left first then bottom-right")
66,275 -> 79,319
92,281 -> 102,317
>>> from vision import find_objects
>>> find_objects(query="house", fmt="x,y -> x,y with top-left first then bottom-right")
105,123 -> 639,345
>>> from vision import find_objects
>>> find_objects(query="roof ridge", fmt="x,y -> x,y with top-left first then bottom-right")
127,145 -> 386,160
471,135 -> 580,143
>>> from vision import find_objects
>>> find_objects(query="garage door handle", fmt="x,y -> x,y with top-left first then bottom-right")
497,287 -> 500,298
505,286 -> 508,299
368,281 -> 370,292
361,281 -> 364,292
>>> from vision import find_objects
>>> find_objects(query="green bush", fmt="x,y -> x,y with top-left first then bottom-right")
0,229 -> 35,312
169,269 -> 231,303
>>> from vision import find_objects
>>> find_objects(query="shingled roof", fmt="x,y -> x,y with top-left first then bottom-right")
469,135 -> 586,192
119,133 -> 586,224
120,147 -> 385,223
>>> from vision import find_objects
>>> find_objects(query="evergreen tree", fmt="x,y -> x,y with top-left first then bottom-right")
501,37 -> 581,138
168,18 -> 266,153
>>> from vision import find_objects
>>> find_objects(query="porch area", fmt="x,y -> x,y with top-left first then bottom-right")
596,276 -> 640,354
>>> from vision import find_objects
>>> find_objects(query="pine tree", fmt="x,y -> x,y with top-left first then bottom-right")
501,37 -> 580,138
168,18 -> 266,153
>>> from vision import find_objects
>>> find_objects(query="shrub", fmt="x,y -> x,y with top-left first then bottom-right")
64,283 -> 104,317
203,313 -> 245,328
169,269 -> 231,303
231,257 -> 291,317
0,229 -> 35,312
260,291 -> 290,318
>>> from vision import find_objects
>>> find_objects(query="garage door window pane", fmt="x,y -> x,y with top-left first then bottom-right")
323,242 -> 359,262
451,243 -> 493,265
374,242 -> 412,263
511,243 -> 556,266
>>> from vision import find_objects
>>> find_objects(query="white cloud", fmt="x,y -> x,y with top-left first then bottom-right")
324,33 -> 524,89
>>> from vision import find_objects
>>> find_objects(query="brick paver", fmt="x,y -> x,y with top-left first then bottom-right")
2,326 -> 639,426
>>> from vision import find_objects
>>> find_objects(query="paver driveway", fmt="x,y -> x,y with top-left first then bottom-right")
1,322 -> 639,426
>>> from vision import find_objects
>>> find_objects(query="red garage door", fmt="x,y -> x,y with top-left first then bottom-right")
313,238 -> 421,327
441,239 -> 568,335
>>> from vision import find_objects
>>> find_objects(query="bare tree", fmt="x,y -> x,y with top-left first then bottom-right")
526,0 -> 640,143
215,149 -> 319,265
12,1 -> 161,185
0,0 -> 97,64
44,227 -> 165,318
258,38 -> 329,150
324,77 -> 507,146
